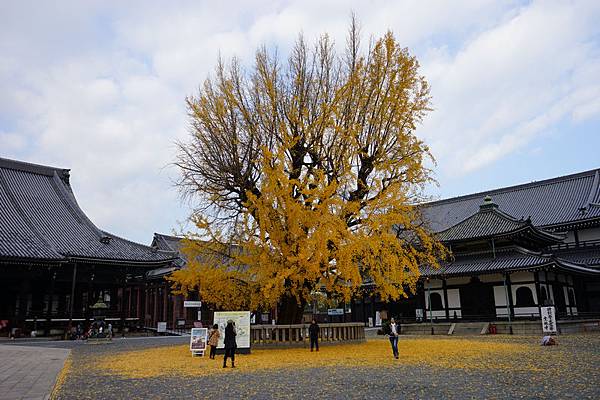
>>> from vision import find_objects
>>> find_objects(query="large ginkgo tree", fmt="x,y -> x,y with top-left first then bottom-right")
171,19 -> 446,324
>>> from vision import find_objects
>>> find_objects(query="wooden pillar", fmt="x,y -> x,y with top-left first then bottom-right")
127,287 -> 132,318
506,274 -> 514,318
172,294 -> 178,327
67,264 -> 78,331
162,285 -> 168,323
153,286 -> 158,326
534,271 -> 542,317
136,286 -> 142,319
442,278 -> 450,320
143,287 -> 149,326
45,270 -> 56,336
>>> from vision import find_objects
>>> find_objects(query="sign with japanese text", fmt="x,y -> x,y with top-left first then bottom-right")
213,311 -> 251,349
541,306 -> 557,333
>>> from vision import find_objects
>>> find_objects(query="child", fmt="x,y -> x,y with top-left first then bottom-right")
207,324 -> 220,359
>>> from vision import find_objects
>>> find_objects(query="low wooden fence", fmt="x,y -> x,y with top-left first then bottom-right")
250,322 -> 365,347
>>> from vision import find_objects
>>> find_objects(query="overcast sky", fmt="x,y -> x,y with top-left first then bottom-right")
1,0 -> 600,244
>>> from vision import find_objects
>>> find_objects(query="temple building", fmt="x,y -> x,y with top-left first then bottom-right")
355,168 -> 600,325
1,155 -> 599,336
0,157 -> 175,335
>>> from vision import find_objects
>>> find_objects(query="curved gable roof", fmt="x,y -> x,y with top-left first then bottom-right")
0,157 -> 174,265
436,198 -> 564,244
422,168 -> 600,233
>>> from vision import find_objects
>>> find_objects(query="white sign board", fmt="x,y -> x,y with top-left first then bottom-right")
327,308 -> 344,316
375,311 -> 382,326
190,327 -> 208,356
157,321 -> 167,333
415,309 -> 424,321
213,311 -> 251,349
184,301 -> 202,308
541,306 -> 557,333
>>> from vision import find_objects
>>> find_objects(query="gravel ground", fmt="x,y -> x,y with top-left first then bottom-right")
52,335 -> 600,399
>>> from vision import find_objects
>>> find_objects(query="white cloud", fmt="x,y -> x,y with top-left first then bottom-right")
421,0 -> 600,174
1,0 -> 599,242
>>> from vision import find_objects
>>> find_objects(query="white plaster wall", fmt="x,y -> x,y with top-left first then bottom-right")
568,307 -> 578,316
564,287 -> 576,306
424,279 -> 443,289
510,271 -> 534,283
446,277 -> 471,285
494,286 -> 507,307
480,274 -> 503,283
495,307 -> 509,317
446,289 -> 460,308
512,283 -> 538,305
578,227 -> 600,242
449,310 -> 462,319
514,307 -> 539,316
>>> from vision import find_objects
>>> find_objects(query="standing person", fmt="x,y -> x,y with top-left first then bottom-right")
309,319 -> 320,352
223,320 -> 237,368
384,317 -> 400,359
207,324 -> 221,359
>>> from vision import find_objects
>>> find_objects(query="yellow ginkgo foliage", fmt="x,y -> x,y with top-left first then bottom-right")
171,18 -> 447,323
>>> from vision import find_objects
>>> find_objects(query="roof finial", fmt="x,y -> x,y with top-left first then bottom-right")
480,196 -> 498,211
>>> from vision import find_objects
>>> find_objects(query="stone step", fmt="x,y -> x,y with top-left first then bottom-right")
450,323 -> 488,335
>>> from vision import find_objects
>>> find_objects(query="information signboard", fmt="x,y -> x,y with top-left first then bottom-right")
213,311 -> 251,350
184,301 -> 202,308
327,308 -> 344,316
157,321 -> 167,333
541,306 -> 557,333
190,327 -> 208,356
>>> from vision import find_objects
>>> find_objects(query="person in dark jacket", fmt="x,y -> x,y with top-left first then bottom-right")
382,317 -> 400,359
223,320 -> 237,368
309,319 -> 320,352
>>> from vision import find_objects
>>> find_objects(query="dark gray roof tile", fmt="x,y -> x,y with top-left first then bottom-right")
0,157 -> 174,264
422,169 -> 600,232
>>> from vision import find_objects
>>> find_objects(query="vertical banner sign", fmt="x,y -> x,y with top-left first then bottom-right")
190,327 -> 208,356
213,311 -> 251,350
541,306 -> 557,333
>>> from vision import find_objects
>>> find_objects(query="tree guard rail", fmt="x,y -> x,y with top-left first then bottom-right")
250,322 -> 365,347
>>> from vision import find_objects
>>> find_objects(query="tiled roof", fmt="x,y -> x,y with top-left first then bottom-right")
421,169 -> 600,233
421,247 -> 599,277
0,157 -> 175,264
554,246 -> 600,268
436,198 -> 563,243
152,233 -> 186,267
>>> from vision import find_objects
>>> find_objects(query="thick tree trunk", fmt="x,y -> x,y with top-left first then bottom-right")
277,294 -> 306,324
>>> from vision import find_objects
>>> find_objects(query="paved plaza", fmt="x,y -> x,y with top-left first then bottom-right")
0,344 -> 70,400
39,334 -> 600,399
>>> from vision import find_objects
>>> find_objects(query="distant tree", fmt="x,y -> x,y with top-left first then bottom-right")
171,18 -> 447,324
